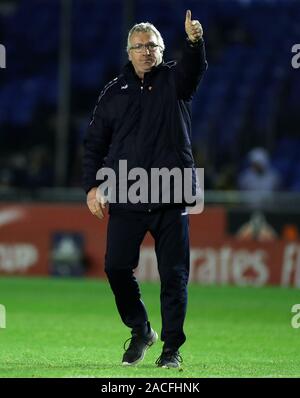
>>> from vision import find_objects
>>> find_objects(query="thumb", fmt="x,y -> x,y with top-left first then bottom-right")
185,9 -> 191,23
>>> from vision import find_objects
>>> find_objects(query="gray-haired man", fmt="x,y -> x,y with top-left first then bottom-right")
83,10 -> 207,368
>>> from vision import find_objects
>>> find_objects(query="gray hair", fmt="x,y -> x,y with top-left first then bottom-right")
126,22 -> 165,53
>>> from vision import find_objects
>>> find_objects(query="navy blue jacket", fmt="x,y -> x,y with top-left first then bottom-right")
83,38 -> 208,211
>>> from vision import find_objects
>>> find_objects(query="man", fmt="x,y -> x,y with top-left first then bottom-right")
83,10 -> 207,368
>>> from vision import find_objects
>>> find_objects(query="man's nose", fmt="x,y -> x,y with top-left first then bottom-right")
142,46 -> 150,55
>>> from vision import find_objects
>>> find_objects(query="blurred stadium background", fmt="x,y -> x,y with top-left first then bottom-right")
0,0 -> 299,285
0,0 -> 300,378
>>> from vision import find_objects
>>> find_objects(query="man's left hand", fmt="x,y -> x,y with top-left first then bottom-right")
185,10 -> 203,42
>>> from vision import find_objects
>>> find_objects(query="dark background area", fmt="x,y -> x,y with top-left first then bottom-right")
0,0 -> 299,193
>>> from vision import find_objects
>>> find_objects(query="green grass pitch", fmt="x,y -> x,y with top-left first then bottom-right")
0,277 -> 299,378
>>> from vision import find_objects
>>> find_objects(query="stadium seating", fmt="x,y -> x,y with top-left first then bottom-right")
0,0 -> 299,188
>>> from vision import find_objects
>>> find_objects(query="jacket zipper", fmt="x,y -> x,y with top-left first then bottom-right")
134,83 -> 144,166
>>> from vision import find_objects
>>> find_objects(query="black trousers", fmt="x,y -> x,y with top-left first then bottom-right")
104,206 -> 190,350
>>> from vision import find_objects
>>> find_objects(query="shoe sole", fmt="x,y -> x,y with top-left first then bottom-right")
122,331 -> 158,366
161,363 -> 181,369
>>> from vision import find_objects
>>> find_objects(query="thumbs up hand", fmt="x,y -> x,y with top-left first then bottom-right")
185,10 -> 203,42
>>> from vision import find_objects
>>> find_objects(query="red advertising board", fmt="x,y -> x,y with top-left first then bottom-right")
0,204 -> 299,287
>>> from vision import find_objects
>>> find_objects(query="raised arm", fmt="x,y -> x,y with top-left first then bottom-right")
175,10 -> 208,100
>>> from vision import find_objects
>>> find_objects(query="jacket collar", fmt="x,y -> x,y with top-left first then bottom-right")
121,61 -> 164,85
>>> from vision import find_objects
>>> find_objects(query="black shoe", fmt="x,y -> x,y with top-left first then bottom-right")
155,348 -> 183,368
122,328 -> 158,366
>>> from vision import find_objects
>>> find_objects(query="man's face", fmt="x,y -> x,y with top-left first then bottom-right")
128,31 -> 163,76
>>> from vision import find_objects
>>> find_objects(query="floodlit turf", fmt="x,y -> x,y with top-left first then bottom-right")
0,277 -> 299,378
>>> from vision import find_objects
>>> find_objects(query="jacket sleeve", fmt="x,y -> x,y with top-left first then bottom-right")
82,95 -> 112,194
174,37 -> 208,100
